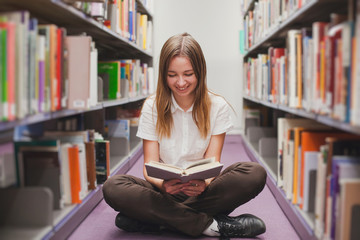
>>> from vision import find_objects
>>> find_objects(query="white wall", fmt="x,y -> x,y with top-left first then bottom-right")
153,0 -> 244,134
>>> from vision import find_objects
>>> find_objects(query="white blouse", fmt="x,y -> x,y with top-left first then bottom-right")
136,92 -> 233,169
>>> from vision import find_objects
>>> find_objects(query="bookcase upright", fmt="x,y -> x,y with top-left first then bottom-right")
0,0 -> 153,239
241,0 -> 360,239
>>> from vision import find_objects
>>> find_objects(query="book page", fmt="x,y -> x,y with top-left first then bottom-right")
147,161 -> 184,174
184,161 -> 222,175
184,157 -> 216,170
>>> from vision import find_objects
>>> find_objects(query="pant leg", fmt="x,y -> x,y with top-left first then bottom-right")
102,174 -> 212,237
183,161 -> 267,216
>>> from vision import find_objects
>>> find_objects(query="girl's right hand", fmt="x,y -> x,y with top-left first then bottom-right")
162,179 -> 188,195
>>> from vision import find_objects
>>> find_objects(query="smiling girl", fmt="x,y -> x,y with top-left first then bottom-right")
103,33 -> 267,238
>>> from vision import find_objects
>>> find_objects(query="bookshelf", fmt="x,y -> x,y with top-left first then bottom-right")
241,0 -> 360,239
0,0 -> 153,239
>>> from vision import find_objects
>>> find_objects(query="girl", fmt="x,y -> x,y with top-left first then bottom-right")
103,33 -> 267,238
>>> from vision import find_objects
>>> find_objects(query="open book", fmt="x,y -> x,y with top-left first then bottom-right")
145,157 -> 223,182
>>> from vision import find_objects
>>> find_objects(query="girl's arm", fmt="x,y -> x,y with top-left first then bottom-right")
204,132 -> 226,162
203,132 -> 226,186
143,139 -> 185,194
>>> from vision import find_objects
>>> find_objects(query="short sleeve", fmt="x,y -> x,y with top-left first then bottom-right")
211,96 -> 234,135
136,97 -> 158,141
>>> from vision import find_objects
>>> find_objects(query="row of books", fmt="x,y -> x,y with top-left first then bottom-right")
243,0 -> 312,49
0,116 -> 139,209
0,11 -> 154,122
277,117 -> 360,240
243,107 -> 360,240
66,0 -> 153,51
99,59 -> 154,101
243,11 -> 360,126
0,130 -> 109,209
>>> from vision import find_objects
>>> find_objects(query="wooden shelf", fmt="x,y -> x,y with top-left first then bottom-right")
0,0 -> 153,60
243,96 -> 360,135
243,0 -> 347,59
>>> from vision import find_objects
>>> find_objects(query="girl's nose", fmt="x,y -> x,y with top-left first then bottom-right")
177,76 -> 186,86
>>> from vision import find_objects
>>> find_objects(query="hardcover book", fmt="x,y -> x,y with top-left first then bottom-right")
145,157 -> 223,183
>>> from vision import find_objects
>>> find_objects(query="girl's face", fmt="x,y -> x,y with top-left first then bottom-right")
166,56 -> 198,102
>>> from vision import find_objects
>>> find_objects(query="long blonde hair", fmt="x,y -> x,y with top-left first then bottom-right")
155,33 -> 211,139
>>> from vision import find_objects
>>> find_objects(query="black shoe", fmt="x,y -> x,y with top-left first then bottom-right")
215,214 -> 266,238
115,212 -> 161,234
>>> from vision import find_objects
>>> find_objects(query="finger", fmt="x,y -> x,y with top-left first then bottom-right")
182,190 -> 200,197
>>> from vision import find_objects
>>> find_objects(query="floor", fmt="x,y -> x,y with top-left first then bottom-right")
68,135 -> 300,239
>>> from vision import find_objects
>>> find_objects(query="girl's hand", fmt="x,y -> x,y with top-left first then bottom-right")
162,179 -> 188,195
181,179 -> 206,197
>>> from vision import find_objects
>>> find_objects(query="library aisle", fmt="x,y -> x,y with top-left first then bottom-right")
68,135 -> 299,240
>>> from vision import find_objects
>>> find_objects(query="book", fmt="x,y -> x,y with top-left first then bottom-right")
67,144 -> 82,204
145,157 -> 223,183
314,145 -> 328,239
85,142 -> 97,190
98,61 -> 121,100
331,156 -> 360,239
299,131 -> 356,208
338,179 -> 360,240
65,35 -> 91,110
303,151 -> 318,212
18,145 -> 63,210
95,140 -> 110,184
277,118 -> 329,188
0,142 -> 16,187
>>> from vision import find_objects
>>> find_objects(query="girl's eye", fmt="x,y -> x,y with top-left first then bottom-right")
168,74 -> 176,78
185,73 -> 193,77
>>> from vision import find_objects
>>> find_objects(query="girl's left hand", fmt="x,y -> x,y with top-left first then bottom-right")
181,179 -> 206,197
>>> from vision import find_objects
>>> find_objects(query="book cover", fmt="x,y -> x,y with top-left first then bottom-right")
312,22 -> 329,113
303,151 -> 318,212
18,145 -> 63,210
60,143 -> 72,205
38,24 -> 52,113
60,27 -> 68,109
145,157 -> 223,183
0,142 -> 16,187
67,144 -> 82,204
37,35 -> 46,113
3,11 -> 30,119
89,41 -> 98,107
277,118 -> 328,188
314,145 -> 328,238
331,156 -> 360,239
283,128 -> 295,200
324,23 -> 342,115
299,131 -> 358,209
0,21 -> 16,121
14,139 -> 59,187
95,140 -> 110,184
98,61 -> 121,100
28,18 -> 38,115
296,33 -> 302,108
85,141 -> 97,190
49,24 -> 58,112
66,35 -> 91,110
287,29 -> 301,108
338,179 -> 360,240
56,27 -> 64,111
284,121 -> 331,204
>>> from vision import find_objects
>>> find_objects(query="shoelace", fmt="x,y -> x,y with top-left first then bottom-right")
217,216 -> 246,237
